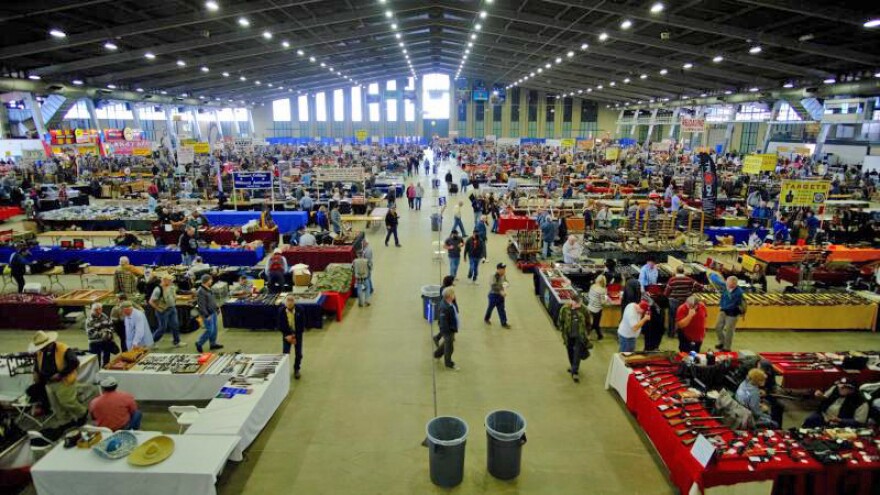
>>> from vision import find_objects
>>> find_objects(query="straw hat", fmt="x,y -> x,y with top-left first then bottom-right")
128,435 -> 175,466
29,331 -> 58,352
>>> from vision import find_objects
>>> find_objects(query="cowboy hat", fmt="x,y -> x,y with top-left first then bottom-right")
128,435 -> 175,466
29,331 -> 58,352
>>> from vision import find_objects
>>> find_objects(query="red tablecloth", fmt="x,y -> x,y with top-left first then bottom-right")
321,289 -> 351,321
0,207 -> 22,222
281,246 -> 355,272
0,294 -> 61,329
759,353 -> 880,390
497,215 -> 537,234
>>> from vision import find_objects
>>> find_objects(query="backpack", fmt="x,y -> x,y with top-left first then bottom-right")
353,258 -> 370,279
268,254 -> 285,273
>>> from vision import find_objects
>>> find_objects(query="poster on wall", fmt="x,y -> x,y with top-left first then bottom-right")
192,142 -> 211,154
576,139 -> 594,151
779,180 -> 830,207
698,152 -> 717,219
680,118 -> 706,133
355,129 -> 368,142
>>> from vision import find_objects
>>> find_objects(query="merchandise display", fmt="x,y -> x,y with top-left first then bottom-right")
0,293 -> 60,329
281,245 -> 355,272
0,244 -> 264,267
759,352 -> 880,389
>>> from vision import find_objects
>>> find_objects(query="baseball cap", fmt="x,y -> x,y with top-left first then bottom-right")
100,376 -> 118,388
496,262 -> 506,269
637,301 -> 650,312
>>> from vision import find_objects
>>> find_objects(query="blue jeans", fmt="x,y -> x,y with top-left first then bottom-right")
491,217 -> 499,233
449,257 -> 460,278
357,276 -> 372,306
543,240 -> 553,258
196,313 -> 218,347
414,197 -> 422,210
152,307 -> 181,345
124,410 -> 143,430
619,336 -> 637,352
182,253 -> 195,266
484,293 -> 507,325
452,217 -> 467,235
467,257 -> 480,281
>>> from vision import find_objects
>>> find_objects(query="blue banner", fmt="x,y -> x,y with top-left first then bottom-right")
233,171 -> 272,189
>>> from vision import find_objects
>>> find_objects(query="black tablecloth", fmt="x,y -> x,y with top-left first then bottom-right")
221,297 -> 325,330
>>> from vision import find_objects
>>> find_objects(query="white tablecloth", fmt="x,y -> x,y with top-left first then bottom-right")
0,354 -> 98,401
96,368 -> 231,401
186,355 -> 290,461
604,353 -> 632,402
31,431 -> 239,495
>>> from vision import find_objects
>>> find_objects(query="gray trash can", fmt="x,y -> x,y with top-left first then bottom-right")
425,416 -> 468,487
485,410 -> 527,480
421,284 -> 442,320
431,213 -> 442,231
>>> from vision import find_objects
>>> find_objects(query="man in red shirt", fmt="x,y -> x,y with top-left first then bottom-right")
675,295 -> 707,353
88,377 -> 141,431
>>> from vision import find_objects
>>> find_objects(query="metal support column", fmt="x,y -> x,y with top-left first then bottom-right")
614,109 -> 625,138
644,109 -> 659,149
213,109 -> 223,139
720,122 -> 735,155
668,108 -> 680,139
246,108 -> 256,139
415,77 -> 424,139
630,109 -> 639,136
760,100 -> 783,153
24,94 -> 48,139
190,108 -> 203,140
813,124 -> 833,160
164,105 -> 178,151
82,98 -> 100,134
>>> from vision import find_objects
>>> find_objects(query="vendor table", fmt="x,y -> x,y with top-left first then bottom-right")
152,226 -> 278,250
281,245 -> 355,271
39,230 -> 153,247
97,355 -> 235,402
31,431 -> 240,495
497,214 -> 538,234
759,352 -> 880,390
0,245 -> 264,267
717,216 -> 749,227
186,355 -> 290,461
322,289 -> 351,321
0,207 -> 22,222
202,210 -> 307,234
221,295 -> 325,330
703,301 -> 877,331
0,354 -> 98,401
0,294 -> 60,330
39,219 -> 154,232
705,227 -> 768,245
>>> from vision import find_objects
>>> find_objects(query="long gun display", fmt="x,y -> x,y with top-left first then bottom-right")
668,416 -> 725,427
675,424 -> 730,437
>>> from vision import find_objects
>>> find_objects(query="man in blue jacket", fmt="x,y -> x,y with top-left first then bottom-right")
433,287 -> 460,371
278,294 -> 305,379
715,276 -> 744,351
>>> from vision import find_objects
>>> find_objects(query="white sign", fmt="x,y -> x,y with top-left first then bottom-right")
177,145 -> 195,165
497,137 -> 521,147
485,134 -> 497,143
681,118 -> 706,133
546,139 -> 563,147
690,435 -> 717,469
314,167 -> 366,182
234,137 -> 254,152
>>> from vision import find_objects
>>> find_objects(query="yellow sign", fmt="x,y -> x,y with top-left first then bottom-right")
193,142 -> 210,154
355,129 -> 368,142
605,147 -> 620,160
132,147 -> 152,156
779,180 -> 831,207
742,154 -> 777,174
740,254 -> 766,274
777,146 -> 790,152
794,146 -> 811,155
577,139 -> 594,151
181,139 -> 197,146
560,138 -> 575,148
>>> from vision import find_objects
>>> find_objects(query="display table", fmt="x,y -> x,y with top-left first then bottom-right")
31,431 -> 240,495
39,230 -> 153,247
705,227 -> 767,245
186,355 -> 290,461
202,210 -> 307,234
0,294 -> 60,330
0,207 -> 22,222
221,295 -> 326,330
151,226 -> 278,250
281,245 -> 355,271
0,354 -> 98,401
321,290 -> 351,321
97,354 -> 234,401
0,245 -> 264,267
695,293 -> 878,331
497,214 -> 537,234
760,352 -> 880,390
603,352 -> 632,402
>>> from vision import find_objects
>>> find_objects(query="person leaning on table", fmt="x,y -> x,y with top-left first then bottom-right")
89,376 -> 141,431
30,330 -> 87,425
616,300 -> 651,353
278,294 -> 305,380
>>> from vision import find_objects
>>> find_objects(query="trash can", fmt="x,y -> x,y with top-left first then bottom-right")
425,416 -> 468,487
431,213 -> 442,232
421,285 -> 442,320
485,410 -> 527,480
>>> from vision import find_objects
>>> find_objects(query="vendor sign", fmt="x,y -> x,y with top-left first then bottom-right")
560,138 -> 575,148
779,180 -> 831,207
177,145 -> 194,165
104,128 -> 124,141
193,142 -> 210,154
497,137 -> 520,146
698,153 -> 717,219
680,118 -> 705,133
233,171 -> 272,189
576,139 -> 594,151
605,147 -> 620,160
106,140 -> 152,156
314,167 -> 365,182
742,154 -> 777,174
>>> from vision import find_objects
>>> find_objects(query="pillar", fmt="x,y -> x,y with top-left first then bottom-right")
343,89 -> 353,138
536,92 -> 546,138
247,108 -> 256,139
761,100 -> 783,153
668,108 -> 680,139
0,104 -> 8,138
163,105 -> 178,151
644,109 -> 659,150
720,122 -> 736,154
82,98 -> 100,133
190,108 -> 202,140
415,77 -> 424,139
308,94 -> 317,139
213,109 -> 223,139
24,93 -> 48,139
397,78 -> 406,139
814,124 -> 833,160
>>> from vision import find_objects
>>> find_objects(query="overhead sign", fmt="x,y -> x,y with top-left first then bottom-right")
742,154 -> 777,174
104,128 -> 125,142
576,139 -> 594,151
497,137 -> 521,146
560,138 -> 575,148
192,142 -> 211,154
698,153 -> 717,220
233,171 -> 273,189
107,140 -> 152,156
355,129 -> 368,142
314,167 -> 366,182
485,134 -> 497,143
779,180 -> 831,207
177,145 -> 194,165
234,137 -> 254,152
680,118 -> 706,133
605,147 -> 620,160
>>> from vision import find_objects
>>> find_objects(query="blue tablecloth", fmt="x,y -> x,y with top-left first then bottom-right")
0,245 -> 264,267
704,227 -> 768,245
203,211 -> 308,234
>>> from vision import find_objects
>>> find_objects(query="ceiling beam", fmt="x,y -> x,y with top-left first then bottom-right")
0,77 -> 223,107
0,0 -> 114,22
733,0 -> 870,27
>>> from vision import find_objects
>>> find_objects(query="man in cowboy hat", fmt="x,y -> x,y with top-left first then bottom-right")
30,331 -> 87,424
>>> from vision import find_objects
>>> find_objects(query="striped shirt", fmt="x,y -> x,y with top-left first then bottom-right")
664,275 -> 701,300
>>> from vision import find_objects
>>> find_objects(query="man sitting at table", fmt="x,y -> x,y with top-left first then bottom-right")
30,331 -> 87,426
113,257 -> 143,296
114,228 -> 141,248
265,249 -> 289,293
231,275 -> 255,297
89,377 -> 141,431
299,229 -> 317,247
803,379 -> 869,428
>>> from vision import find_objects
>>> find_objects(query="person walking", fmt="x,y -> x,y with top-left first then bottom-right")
406,183 -> 416,209
384,206 -> 401,247
558,297 -> 591,382
178,226 -> 199,266
353,253 -> 372,307
85,303 -> 118,366
586,274 -> 607,340
433,287 -> 460,371
452,201 -> 467,236
675,295 -> 707,353
715,276 -> 744,351
444,230 -> 463,279
330,205 -> 342,234
415,183 -> 424,210
150,274 -> 184,348
540,216 -> 559,258
195,274 -> 223,352
463,233 -> 484,284
663,266 -> 703,337
9,242 -> 29,293
617,300 -> 651,352
278,294 -> 304,379
484,263 -> 511,328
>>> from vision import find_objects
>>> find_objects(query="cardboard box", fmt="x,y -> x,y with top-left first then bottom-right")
294,273 -> 312,286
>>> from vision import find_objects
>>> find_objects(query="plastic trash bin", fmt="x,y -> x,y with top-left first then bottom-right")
431,213 -> 442,232
425,416 -> 468,487
421,284 -> 442,320
485,410 -> 527,480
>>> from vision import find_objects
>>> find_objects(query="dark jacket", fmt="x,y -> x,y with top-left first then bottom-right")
277,305 -> 305,337
437,299 -> 458,334
719,286 -> 744,316
463,236 -> 484,260
621,278 -> 642,309
179,231 -> 198,256
385,210 -> 398,228
196,285 -> 218,317
9,251 -> 27,276
819,388 -> 868,426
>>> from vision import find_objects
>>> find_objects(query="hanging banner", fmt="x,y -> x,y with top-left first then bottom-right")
106,140 -> 152,156
576,139 -> 595,151
485,134 -> 497,143
698,152 -> 717,220
681,118 -> 706,133
779,180 -> 831,207
546,139 -> 562,148
104,128 -> 125,142
233,171 -> 273,189
192,142 -> 211,154
234,137 -> 254,152
742,154 -> 777,174
496,137 -> 520,146
314,167 -> 366,182
177,146 -> 195,165
605,147 -> 620,160
560,138 -> 575,148
355,129 -> 368,142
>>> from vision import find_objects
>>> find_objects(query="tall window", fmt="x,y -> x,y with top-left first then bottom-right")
272,98 -> 291,121
298,95 -> 309,121
422,73 -> 450,119
333,89 -> 344,122
404,77 -> 416,122
510,88 -> 520,121
368,83 -> 380,122
739,122 -> 759,153
527,91 -> 538,122
315,92 -> 327,122
351,86 -> 363,122
386,80 -> 397,122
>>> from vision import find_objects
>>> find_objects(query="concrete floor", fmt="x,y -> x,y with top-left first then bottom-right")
3,158 -> 880,495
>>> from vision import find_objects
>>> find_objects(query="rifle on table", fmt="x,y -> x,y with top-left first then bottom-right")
675,425 -> 730,437
668,416 -> 725,427
682,431 -> 729,446
662,407 -> 705,419
651,383 -> 690,401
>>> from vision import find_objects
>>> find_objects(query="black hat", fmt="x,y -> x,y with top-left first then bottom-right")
496,262 -> 506,269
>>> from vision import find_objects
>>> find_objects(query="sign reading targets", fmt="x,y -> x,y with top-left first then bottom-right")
779,180 -> 831,207
233,172 -> 273,189
314,167 -> 366,182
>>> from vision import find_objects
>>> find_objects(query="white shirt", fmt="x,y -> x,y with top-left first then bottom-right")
454,205 -> 462,218
299,233 -> 317,246
617,303 -> 644,339
562,241 -> 582,264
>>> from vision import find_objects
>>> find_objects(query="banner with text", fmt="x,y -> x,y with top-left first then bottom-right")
698,153 -> 717,220
742,154 -> 777,174
233,171 -> 273,189
779,180 -> 831,207
314,167 -> 366,182
680,118 -> 706,133
177,146 -> 194,165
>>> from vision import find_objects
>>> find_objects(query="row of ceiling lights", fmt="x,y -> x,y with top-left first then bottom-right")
379,0 -> 417,79
454,0 -> 493,80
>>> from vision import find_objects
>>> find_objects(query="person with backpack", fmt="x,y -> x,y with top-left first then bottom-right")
150,274 -> 183,347
353,253 -> 372,307
265,248 -> 289,294
715,276 -> 744,352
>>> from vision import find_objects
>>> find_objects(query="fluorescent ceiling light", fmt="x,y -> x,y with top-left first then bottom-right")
749,46 -> 762,54
712,55 -> 723,63
238,17 -> 250,27
144,52 -> 156,60
598,32 -> 608,41
620,20 -> 632,30
104,41 -> 118,50
49,29 -> 66,38
205,1 -> 219,11
650,2 -> 664,14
